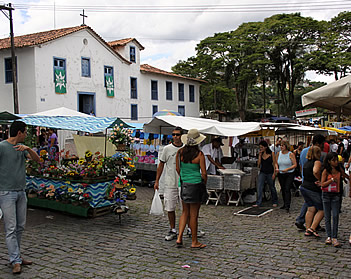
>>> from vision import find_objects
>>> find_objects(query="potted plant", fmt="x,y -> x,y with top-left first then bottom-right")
109,124 -> 133,151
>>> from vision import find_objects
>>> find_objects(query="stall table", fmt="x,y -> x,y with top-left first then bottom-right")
237,159 -> 258,170
218,169 -> 246,206
26,176 -> 115,217
205,168 -> 258,206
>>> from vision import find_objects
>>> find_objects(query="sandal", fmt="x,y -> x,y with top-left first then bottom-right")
325,237 -> 332,245
176,241 -> 183,248
191,243 -> 206,249
305,228 -> 320,238
332,238 -> 341,248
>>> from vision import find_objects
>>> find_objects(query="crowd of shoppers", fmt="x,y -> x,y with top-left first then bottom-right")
154,129 -> 351,250
254,134 -> 351,248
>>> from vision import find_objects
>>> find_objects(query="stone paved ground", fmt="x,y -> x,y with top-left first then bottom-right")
0,186 -> 351,278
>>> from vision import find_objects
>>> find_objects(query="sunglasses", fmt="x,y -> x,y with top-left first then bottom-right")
172,133 -> 181,136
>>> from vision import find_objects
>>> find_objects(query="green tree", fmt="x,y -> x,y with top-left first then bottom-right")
193,23 -> 262,120
259,13 -> 321,117
309,12 -> 351,80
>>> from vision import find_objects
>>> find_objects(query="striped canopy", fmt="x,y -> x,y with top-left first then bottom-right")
21,116 -> 131,133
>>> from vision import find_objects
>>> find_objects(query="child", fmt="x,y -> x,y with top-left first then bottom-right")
321,152 -> 349,247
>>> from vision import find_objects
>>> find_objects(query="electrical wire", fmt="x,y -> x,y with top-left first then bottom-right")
3,1 -> 351,13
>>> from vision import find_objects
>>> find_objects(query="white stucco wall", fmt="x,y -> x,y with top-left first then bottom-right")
0,28 -> 201,121
33,29 -> 133,116
137,72 -> 200,123
116,42 -> 141,66
0,47 -> 37,113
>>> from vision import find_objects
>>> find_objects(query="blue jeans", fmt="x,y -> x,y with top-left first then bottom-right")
296,202 -> 308,224
256,172 -> 278,206
322,192 -> 340,238
0,190 -> 27,264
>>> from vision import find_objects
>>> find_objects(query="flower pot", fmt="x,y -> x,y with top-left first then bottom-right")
28,193 -> 37,198
116,144 -> 127,151
127,193 -> 136,200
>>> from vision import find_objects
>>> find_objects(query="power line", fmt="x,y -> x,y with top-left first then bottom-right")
6,1 -> 351,13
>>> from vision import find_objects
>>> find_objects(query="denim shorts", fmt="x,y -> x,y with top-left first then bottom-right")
300,186 -> 323,210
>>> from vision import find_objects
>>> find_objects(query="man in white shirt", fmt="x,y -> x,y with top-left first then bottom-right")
154,127 -> 183,241
202,137 -> 225,175
154,127 -> 205,240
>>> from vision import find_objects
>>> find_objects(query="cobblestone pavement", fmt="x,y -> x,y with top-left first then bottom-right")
0,186 -> 351,278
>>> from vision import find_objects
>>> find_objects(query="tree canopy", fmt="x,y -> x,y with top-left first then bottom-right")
172,12 -> 349,120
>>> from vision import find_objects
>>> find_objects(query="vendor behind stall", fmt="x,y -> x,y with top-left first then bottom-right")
48,128 -> 59,159
202,137 -> 225,175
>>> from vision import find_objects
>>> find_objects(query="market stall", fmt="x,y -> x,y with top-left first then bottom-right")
144,117 -> 333,206
19,109 -> 135,217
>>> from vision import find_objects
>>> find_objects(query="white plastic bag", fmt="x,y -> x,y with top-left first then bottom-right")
149,190 -> 164,216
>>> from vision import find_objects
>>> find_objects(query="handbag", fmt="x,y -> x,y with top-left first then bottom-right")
322,174 -> 339,193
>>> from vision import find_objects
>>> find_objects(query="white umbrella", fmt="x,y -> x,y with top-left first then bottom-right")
301,75 -> 351,115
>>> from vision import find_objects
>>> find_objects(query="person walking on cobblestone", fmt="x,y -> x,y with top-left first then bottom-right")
320,152 -> 349,247
176,129 -> 207,249
300,146 -> 323,238
0,121 -> 40,274
154,127 -> 184,241
295,134 -> 326,230
254,140 -> 278,207
276,141 -> 297,212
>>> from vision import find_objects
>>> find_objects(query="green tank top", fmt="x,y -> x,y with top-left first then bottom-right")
179,161 -> 202,187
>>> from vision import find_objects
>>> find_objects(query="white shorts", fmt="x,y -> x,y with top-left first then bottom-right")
163,187 -> 181,212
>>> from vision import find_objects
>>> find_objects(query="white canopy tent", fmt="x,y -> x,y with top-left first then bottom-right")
143,116 -> 331,139
301,75 -> 351,115
143,116 -> 262,137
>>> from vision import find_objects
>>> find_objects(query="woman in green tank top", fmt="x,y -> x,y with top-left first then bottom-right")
176,129 -> 207,249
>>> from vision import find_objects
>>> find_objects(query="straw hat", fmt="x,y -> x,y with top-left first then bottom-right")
181,129 -> 206,146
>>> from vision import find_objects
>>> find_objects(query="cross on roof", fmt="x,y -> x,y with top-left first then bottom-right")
80,9 -> 87,26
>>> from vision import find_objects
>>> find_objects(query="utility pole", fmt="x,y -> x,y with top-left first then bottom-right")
0,3 -> 19,113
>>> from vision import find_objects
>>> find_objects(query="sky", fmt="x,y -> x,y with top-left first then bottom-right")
0,0 -> 350,84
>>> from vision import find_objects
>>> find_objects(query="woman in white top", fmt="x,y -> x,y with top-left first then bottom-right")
275,141 -> 297,212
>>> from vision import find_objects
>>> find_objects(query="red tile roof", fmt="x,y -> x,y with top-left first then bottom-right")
0,26 -> 87,49
0,25 -> 130,64
108,38 -> 145,50
140,64 -> 205,83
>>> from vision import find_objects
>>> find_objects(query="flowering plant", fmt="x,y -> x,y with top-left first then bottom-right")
109,124 -> 133,147
106,173 -> 135,199
36,182 -> 92,206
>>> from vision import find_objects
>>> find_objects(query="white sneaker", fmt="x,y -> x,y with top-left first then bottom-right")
165,230 -> 177,241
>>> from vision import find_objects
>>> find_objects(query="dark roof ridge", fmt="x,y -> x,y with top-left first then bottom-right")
0,25 -> 131,64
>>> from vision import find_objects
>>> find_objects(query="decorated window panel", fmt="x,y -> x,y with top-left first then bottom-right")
53,57 -> 66,94
104,66 -> 114,97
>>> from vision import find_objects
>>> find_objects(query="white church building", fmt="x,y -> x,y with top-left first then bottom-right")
0,25 -> 203,123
